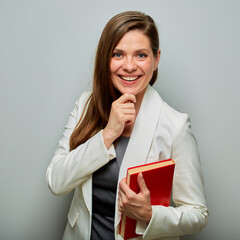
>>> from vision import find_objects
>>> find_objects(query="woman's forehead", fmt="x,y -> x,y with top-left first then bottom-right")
114,30 -> 151,51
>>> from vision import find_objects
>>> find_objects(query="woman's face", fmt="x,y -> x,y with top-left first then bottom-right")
110,30 -> 160,100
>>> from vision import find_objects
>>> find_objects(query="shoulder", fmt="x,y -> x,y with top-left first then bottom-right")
149,89 -> 194,160
147,86 -> 190,131
75,91 -> 92,108
152,91 -> 191,138
162,101 -> 191,139
162,101 -> 189,125
148,85 -> 188,124
70,91 -> 92,122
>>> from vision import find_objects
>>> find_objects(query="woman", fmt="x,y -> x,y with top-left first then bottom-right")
46,11 -> 208,240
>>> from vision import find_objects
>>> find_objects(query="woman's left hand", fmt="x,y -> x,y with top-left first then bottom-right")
118,173 -> 152,223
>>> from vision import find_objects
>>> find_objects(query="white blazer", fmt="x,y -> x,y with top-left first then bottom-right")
46,85 -> 208,240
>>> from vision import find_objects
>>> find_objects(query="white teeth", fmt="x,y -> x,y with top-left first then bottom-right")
121,76 -> 138,81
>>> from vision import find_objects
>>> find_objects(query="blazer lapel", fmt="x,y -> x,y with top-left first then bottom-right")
115,85 -> 163,227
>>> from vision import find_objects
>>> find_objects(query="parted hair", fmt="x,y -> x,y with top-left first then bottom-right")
69,11 -> 159,151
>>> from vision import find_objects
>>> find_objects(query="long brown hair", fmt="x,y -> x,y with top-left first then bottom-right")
69,11 -> 160,151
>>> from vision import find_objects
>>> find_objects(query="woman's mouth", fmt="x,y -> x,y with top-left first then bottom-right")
119,75 -> 141,82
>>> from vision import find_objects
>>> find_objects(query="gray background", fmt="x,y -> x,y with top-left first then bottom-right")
1,0 -> 239,239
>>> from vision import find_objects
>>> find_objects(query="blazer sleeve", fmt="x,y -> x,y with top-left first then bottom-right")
141,114 -> 208,239
46,92 -> 116,196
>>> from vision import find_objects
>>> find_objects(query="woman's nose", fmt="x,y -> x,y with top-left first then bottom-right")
122,57 -> 137,72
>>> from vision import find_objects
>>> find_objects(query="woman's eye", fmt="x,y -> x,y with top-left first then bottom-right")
113,53 -> 122,58
138,53 -> 147,58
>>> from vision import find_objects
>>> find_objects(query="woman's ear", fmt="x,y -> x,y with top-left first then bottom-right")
154,49 -> 161,70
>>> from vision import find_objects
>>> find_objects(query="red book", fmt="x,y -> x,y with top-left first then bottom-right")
119,159 -> 175,239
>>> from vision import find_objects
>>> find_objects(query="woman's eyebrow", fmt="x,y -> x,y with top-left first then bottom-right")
136,48 -> 150,53
113,48 -> 124,52
113,48 -> 150,53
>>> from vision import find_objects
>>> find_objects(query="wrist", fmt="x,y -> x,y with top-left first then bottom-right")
146,207 -> 153,223
102,128 -> 117,149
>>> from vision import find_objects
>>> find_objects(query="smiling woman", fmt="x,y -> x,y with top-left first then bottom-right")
46,11 -> 208,240
109,30 -> 160,139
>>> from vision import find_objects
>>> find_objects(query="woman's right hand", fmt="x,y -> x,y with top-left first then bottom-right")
102,93 -> 136,149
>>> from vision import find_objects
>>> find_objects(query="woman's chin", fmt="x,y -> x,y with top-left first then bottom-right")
118,87 -> 138,96
123,90 -> 136,95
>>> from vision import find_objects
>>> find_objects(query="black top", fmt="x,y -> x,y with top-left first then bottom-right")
90,137 -> 130,240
